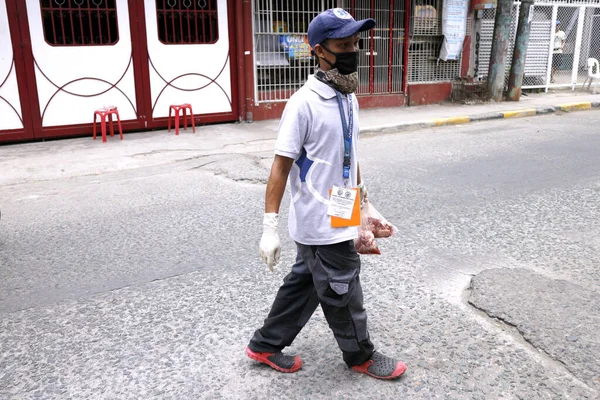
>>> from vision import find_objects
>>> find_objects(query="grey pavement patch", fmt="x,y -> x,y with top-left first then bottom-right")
469,112 -> 504,122
468,268 -> 600,391
535,106 -> 557,115
196,154 -> 269,184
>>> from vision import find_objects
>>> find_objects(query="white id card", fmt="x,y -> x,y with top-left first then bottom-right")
327,186 -> 358,220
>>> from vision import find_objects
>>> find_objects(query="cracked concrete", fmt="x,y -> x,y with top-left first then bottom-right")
196,154 -> 270,184
468,268 -> 600,391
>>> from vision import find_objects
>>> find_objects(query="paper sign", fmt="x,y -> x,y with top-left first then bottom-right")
440,0 -> 469,61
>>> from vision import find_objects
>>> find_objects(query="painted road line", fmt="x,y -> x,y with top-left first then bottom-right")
433,116 -> 471,126
557,102 -> 592,112
502,109 -> 537,118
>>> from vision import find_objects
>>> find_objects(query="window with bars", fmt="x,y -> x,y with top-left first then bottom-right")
40,0 -> 119,46
408,0 -> 463,82
253,0 -> 338,102
350,0 -> 406,94
253,0 -> 406,102
156,0 -> 219,44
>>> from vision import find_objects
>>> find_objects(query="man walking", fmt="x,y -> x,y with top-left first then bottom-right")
551,20 -> 566,83
245,8 -> 406,380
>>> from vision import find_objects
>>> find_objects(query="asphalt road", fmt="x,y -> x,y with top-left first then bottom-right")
0,111 -> 599,399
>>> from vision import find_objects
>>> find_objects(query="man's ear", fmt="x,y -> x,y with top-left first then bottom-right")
313,44 -> 326,59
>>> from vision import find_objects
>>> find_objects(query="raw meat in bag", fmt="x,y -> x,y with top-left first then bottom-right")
355,230 -> 381,255
354,200 -> 397,255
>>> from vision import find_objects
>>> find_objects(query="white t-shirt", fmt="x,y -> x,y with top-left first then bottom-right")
554,30 -> 566,53
274,75 -> 360,246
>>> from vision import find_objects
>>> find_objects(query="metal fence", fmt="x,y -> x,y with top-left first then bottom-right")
253,0 -> 337,103
407,0 -> 469,83
475,1 -> 600,91
252,0 -> 407,103
352,0 -> 406,94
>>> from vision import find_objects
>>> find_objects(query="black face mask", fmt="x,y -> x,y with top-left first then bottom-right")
320,44 -> 359,75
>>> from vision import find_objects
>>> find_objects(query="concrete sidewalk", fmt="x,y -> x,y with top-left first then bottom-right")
0,89 -> 598,186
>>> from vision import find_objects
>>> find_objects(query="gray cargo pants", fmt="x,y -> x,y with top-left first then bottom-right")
248,240 -> 374,367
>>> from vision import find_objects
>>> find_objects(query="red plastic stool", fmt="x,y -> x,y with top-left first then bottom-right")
168,104 -> 196,135
93,106 -> 123,143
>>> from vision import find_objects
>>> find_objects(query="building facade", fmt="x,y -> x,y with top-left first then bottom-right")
1,0 -> 472,143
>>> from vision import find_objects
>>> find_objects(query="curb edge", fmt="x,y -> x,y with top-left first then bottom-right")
361,100 -> 599,136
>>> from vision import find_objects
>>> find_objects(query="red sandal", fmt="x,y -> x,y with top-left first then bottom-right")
246,346 -> 303,373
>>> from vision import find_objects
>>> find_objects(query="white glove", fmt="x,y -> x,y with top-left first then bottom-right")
358,181 -> 368,207
259,213 -> 281,271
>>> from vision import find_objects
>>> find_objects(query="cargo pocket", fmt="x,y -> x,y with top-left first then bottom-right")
313,245 -> 360,308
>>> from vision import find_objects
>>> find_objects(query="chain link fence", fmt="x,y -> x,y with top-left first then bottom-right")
475,1 -> 600,92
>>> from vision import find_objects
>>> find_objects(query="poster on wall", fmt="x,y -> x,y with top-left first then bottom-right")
279,35 -> 312,60
439,0 -> 469,61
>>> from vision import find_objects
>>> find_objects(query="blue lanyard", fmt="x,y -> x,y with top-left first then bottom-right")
334,91 -> 353,183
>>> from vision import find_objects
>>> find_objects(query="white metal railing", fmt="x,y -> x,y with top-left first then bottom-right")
475,2 -> 600,92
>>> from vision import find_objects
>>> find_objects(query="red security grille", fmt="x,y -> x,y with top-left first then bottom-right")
156,0 -> 219,44
40,0 -> 119,46
349,0 -> 407,94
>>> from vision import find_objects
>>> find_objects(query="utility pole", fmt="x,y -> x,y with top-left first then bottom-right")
487,0 -> 514,102
507,0 -> 535,101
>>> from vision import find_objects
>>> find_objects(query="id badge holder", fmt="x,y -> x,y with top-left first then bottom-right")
328,187 -> 361,228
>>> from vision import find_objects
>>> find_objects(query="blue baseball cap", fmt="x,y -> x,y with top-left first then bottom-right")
556,20 -> 561,25
308,8 -> 376,49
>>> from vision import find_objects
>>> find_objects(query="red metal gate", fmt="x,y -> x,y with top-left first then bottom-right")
2,0 -> 36,142
1,0 -> 240,144
349,0 -> 410,95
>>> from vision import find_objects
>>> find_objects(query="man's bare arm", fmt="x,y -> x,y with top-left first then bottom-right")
265,155 -> 295,214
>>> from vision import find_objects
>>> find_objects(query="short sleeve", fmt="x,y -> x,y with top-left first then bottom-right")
274,97 -> 310,160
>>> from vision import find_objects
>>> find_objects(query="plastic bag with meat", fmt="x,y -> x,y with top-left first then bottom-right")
363,200 -> 397,238
354,200 -> 397,255
355,230 -> 381,255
